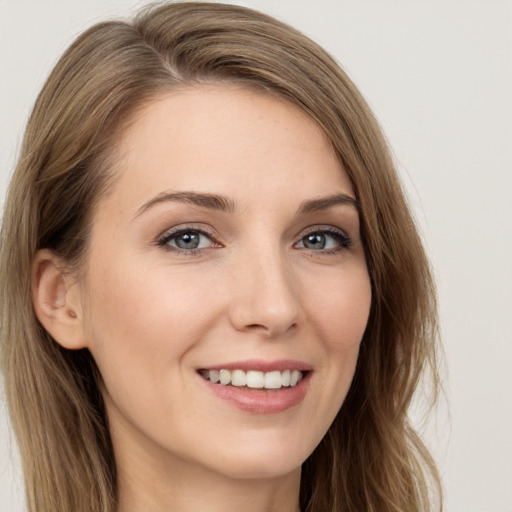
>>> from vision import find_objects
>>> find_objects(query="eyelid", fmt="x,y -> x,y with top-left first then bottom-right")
299,225 -> 351,241
300,224 -> 349,237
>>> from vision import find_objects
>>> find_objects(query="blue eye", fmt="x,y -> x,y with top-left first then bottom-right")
158,228 -> 215,251
296,229 -> 351,252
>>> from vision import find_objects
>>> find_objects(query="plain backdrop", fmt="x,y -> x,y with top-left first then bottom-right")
1,1 -> 511,511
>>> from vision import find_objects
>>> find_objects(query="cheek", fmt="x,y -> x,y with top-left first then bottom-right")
307,266 -> 372,352
82,260 -> 222,394
303,266 -> 371,417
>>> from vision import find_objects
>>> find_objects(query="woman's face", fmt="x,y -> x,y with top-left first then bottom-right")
78,85 -> 371,481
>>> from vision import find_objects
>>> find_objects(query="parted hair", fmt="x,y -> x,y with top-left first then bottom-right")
0,2 -> 442,511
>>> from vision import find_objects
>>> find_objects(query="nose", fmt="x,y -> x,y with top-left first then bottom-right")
228,248 -> 300,338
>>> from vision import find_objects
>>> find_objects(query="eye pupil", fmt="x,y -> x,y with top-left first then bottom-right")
175,232 -> 200,249
303,233 -> 326,250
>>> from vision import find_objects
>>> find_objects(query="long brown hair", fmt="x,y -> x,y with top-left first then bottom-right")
0,3 -> 442,511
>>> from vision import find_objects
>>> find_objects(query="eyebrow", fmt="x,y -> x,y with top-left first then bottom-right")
134,191 -> 237,219
296,193 -> 359,214
134,190 -> 359,219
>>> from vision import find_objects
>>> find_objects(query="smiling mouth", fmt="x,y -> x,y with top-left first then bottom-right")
199,369 -> 305,390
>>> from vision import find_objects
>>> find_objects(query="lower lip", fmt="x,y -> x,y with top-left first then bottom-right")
200,373 -> 311,414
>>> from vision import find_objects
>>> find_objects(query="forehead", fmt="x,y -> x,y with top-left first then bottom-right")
103,84 -> 353,216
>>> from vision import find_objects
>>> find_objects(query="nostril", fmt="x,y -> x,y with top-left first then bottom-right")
243,322 -> 298,340
228,282 -> 300,337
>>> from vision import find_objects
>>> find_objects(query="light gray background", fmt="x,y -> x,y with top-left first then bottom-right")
1,1 -> 511,511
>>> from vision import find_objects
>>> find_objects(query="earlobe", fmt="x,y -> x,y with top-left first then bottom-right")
31,249 -> 87,350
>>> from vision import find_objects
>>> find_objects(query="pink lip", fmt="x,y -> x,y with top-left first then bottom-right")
199,359 -> 313,373
197,360 -> 313,415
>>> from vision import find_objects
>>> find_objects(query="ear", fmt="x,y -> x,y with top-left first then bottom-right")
31,249 -> 87,350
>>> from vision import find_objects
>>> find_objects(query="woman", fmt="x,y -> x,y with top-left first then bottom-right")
0,2 -> 442,511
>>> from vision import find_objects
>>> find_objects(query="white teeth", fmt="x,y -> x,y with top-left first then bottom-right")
209,370 -> 220,383
246,371 -> 265,389
264,370 -> 282,389
201,369 -> 305,389
219,369 -> 231,385
290,369 -> 301,386
231,369 -> 247,387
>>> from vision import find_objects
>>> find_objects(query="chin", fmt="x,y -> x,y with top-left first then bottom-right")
210,455 -> 304,481
194,433 -> 314,480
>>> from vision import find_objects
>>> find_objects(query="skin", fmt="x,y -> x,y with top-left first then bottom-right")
34,85 -> 372,512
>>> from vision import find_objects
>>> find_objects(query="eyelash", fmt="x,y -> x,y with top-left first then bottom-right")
298,226 -> 352,254
156,225 -> 352,256
157,226 -> 219,255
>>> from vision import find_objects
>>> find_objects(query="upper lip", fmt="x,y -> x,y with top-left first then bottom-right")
197,359 -> 313,373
